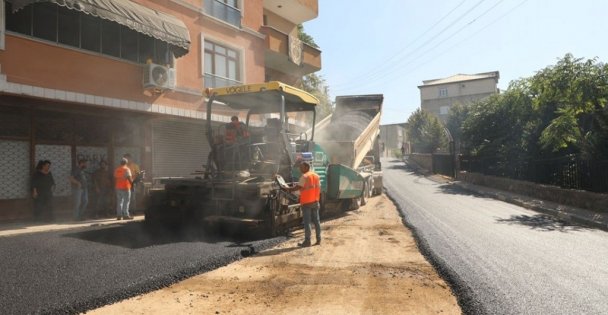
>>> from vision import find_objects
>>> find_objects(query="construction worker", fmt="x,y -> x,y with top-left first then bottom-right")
114,158 -> 133,220
284,160 -> 321,247
224,116 -> 249,144
123,153 -> 140,214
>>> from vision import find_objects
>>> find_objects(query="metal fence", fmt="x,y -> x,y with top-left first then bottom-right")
459,155 -> 608,193
432,153 -> 454,178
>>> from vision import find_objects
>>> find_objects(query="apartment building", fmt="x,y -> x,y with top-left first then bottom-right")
419,71 -> 499,123
379,123 -> 407,157
0,0 -> 321,220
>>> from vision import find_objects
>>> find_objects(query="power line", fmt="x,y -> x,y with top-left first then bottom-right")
348,0 -> 469,80
350,0 -> 502,86
401,0 -> 530,76
329,0 -> 476,88
332,0 -> 508,94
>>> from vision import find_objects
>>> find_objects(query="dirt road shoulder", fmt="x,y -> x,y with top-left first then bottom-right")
88,195 -> 461,315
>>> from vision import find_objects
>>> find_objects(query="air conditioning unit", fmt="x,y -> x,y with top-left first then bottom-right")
143,63 -> 176,90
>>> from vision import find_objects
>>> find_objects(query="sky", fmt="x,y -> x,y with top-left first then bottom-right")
303,0 -> 608,125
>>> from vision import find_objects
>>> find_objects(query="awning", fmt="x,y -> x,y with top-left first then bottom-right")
8,0 -> 191,58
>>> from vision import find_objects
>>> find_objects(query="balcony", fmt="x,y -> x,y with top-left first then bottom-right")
261,26 -> 321,78
204,74 -> 241,89
204,0 -> 241,28
263,0 -> 318,24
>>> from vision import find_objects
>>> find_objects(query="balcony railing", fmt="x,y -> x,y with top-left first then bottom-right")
204,0 -> 241,28
204,74 -> 241,89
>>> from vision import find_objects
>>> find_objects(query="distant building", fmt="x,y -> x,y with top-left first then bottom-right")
380,123 -> 408,157
419,71 -> 499,123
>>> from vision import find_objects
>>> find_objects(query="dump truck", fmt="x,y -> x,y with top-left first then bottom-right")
307,94 -> 384,213
144,82 -> 383,235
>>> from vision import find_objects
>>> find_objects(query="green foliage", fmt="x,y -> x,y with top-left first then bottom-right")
297,24 -> 318,48
530,54 -> 608,158
301,73 -> 333,120
446,103 -> 469,151
406,109 -> 448,153
458,54 -> 608,163
295,26 -> 328,119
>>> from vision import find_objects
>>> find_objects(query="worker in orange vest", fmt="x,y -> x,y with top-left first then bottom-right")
284,160 -> 321,247
114,158 -> 133,220
224,116 -> 249,144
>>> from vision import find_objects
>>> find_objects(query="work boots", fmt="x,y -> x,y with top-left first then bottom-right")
298,240 -> 311,247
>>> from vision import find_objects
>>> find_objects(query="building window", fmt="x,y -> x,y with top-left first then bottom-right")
439,88 -> 448,97
440,106 -> 450,115
204,40 -> 241,88
5,2 -> 173,65
204,0 -> 241,28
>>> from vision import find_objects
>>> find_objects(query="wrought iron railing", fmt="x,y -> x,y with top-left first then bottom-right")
204,74 -> 241,89
459,154 -> 608,193
204,0 -> 241,28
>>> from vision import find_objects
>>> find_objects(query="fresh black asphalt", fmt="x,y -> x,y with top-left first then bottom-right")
383,159 -> 608,315
0,222 -> 284,314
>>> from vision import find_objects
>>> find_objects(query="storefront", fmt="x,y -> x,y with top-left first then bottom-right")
0,95 -> 147,221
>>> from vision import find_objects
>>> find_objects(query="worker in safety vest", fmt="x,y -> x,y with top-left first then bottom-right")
284,160 -> 321,247
224,116 -> 249,144
114,158 -> 133,220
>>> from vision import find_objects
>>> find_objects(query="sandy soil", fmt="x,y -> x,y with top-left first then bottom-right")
87,195 -> 461,315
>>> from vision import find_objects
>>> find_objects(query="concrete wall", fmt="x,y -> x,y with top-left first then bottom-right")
457,172 -> 608,213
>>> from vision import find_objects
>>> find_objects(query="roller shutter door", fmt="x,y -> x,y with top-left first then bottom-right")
152,119 -> 210,177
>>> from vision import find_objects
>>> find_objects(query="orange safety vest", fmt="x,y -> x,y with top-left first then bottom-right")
114,166 -> 132,190
300,171 -> 321,205
225,122 -> 249,143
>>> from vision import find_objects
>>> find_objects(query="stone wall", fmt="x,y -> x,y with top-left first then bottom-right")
457,171 -> 608,213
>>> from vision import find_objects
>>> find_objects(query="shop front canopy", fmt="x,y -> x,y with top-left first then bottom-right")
8,0 -> 191,57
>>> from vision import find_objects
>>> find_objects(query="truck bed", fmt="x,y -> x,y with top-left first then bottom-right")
314,95 -> 383,169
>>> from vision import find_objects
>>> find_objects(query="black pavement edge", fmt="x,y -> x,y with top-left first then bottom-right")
40,237 -> 286,315
384,189 -> 487,315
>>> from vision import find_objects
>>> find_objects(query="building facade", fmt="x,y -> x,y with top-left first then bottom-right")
0,0 -> 321,221
379,123 -> 407,158
419,71 -> 499,123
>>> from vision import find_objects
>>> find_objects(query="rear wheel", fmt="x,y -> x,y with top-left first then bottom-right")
360,183 -> 368,206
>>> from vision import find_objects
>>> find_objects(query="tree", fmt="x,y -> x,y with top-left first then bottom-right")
406,109 -> 448,153
530,54 -> 608,159
446,103 -> 469,153
301,73 -> 333,120
296,25 -> 332,119
462,80 -> 537,159
297,24 -> 318,48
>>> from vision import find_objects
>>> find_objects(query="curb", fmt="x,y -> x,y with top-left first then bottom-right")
453,181 -> 608,232
403,159 -> 608,232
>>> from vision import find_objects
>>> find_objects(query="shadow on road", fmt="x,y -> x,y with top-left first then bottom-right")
438,183 -> 487,197
64,222 -> 268,249
386,162 -> 426,175
252,245 -> 303,257
495,214 -> 587,232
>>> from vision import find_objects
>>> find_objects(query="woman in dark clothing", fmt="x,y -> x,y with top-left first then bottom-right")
31,160 -> 55,221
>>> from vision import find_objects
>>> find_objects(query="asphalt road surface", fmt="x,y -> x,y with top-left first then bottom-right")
0,223 -> 283,314
383,159 -> 608,315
